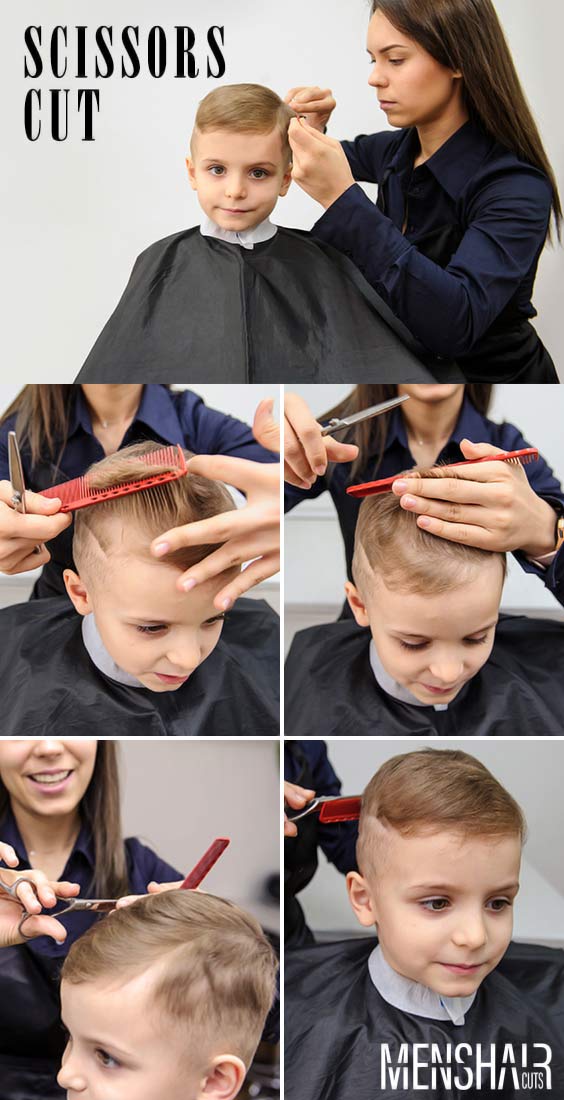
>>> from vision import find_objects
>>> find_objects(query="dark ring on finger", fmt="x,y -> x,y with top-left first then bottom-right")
17,911 -> 36,940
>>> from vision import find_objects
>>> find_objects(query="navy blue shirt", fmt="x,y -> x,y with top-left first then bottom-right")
0,808 -> 181,961
0,384 -> 277,597
312,121 -> 553,361
285,396 -> 564,606
284,740 -> 358,880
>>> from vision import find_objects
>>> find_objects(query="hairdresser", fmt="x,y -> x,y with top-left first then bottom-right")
0,739 -> 183,1100
284,384 -> 564,607
286,0 -> 561,381
0,384 -> 279,607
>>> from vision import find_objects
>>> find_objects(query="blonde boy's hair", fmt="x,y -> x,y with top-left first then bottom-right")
357,749 -> 526,878
72,441 -> 235,579
352,466 -> 507,598
192,83 -> 295,163
62,891 -> 278,1068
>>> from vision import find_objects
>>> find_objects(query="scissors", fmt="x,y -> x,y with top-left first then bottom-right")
8,431 -> 43,554
0,836 -> 230,940
286,795 -> 362,824
319,394 -> 410,437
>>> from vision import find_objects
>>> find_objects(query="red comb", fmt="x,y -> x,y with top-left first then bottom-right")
318,797 -> 361,823
39,445 -> 188,512
180,838 -> 230,890
346,448 -> 539,499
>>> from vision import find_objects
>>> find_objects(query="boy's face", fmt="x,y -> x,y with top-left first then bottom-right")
59,972 -> 208,1100
346,558 -> 503,705
65,544 -> 234,692
187,127 -> 292,231
349,828 -> 521,997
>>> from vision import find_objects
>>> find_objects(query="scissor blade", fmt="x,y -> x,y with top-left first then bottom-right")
8,432 -> 26,510
337,394 -> 410,428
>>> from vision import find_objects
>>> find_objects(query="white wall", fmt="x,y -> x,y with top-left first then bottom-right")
297,739 -> 564,946
285,384 -> 564,614
2,0 -> 562,379
119,739 -> 279,928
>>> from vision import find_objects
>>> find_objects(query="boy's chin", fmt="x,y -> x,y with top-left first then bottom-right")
205,207 -> 276,233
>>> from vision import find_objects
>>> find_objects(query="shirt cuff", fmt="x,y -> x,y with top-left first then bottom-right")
526,549 -> 558,571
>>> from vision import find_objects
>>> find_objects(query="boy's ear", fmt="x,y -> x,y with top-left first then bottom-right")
186,157 -> 198,191
347,871 -> 379,928
199,1055 -> 246,1100
278,166 -> 293,197
63,568 -> 93,617
344,581 -> 370,628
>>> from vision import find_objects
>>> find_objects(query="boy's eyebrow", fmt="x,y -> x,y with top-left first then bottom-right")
388,618 -> 499,638
407,881 -> 520,893
199,157 -> 279,169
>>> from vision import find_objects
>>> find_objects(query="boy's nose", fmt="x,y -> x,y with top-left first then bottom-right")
166,638 -> 202,674
57,1048 -> 87,1092
451,912 -> 488,951
427,657 -> 464,686
225,174 -> 247,199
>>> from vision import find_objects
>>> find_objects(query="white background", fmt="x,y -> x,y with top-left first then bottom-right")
285,384 -> 564,616
1,1 -> 563,378
296,739 -> 564,946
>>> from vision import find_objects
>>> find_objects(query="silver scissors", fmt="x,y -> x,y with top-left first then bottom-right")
8,431 -> 43,554
0,875 -> 117,939
320,394 -> 410,437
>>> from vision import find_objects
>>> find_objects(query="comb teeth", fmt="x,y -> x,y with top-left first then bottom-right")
318,796 -> 362,823
40,445 -> 187,512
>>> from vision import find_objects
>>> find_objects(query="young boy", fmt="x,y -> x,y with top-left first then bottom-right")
285,748 -> 564,1099
75,84 -> 434,384
0,442 -> 279,736
285,467 -> 564,736
58,890 -> 278,1100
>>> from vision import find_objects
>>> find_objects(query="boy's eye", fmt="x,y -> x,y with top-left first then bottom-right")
249,168 -> 269,179
135,624 -> 168,636
487,898 -> 512,912
399,639 -> 428,651
202,613 -> 227,627
463,634 -> 489,646
208,165 -> 225,176
95,1048 -> 121,1069
421,898 -> 450,911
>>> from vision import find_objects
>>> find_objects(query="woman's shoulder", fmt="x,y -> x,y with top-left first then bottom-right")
465,128 -> 552,207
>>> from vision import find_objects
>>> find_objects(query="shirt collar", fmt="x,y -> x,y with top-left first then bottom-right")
0,806 -> 95,870
199,213 -> 278,249
369,640 -> 449,712
82,613 -> 145,689
390,119 -> 493,201
368,945 -> 476,1026
69,385 -> 182,447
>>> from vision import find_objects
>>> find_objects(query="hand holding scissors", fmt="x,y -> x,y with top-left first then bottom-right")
0,862 -> 81,947
0,432 -> 71,576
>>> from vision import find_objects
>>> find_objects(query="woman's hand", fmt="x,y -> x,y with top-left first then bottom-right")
284,392 -> 359,489
284,781 -> 316,838
0,862 -> 80,946
392,439 -> 559,557
0,482 -> 72,575
285,86 -> 336,132
151,399 -> 280,609
288,118 -> 355,208
115,880 -> 186,909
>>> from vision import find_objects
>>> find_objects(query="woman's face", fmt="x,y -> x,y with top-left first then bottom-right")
0,740 -> 97,819
366,10 -> 464,129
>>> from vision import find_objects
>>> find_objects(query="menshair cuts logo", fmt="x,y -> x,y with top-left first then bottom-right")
381,1043 -> 552,1091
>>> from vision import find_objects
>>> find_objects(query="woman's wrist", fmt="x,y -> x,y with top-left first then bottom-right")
521,499 -> 560,560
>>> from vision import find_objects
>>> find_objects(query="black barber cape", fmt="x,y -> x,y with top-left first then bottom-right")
285,938 -> 564,1100
285,615 -> 564,737
0,597 -> 279,737
75,227 -> 448,384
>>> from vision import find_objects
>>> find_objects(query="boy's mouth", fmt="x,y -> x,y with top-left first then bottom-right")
153,672 -> 191,685
438,962 -> 484,973
418,682 -> 461,696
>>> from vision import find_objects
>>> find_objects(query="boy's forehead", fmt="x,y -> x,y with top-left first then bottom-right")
193,126 -> 285,165
368,825 -> 521,885
367,563 -> 502,635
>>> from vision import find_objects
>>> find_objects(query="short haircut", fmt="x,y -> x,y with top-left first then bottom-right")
192,83 -> 295,163
72,441 -> 235,581
352,466 -> 507,598
357,749 -> 526,879
61,891 -> 278,1068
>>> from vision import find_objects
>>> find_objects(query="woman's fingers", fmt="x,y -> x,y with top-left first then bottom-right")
284,86 -> 336,130
392,475 -> 492,506
253,398 -> 280,454
413,516 -> 494,549
284,781 -> 316,809
176,527 -> 279,597
211,552 -> 281,609
16,914 -> 68,944
0,842 -> 19,868
325,439 -> 360,465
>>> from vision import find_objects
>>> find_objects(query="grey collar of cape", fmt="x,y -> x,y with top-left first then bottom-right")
368,945 -> 476,1026
199,213 -> 278,249
82,613 -> 144,688
369,640 -> 449,712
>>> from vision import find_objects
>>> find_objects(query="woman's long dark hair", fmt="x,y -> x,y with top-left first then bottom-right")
0,385 -> 172,470
0,742 -> 129,898
370,0 -> 562,241
323,383 -> 493,480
